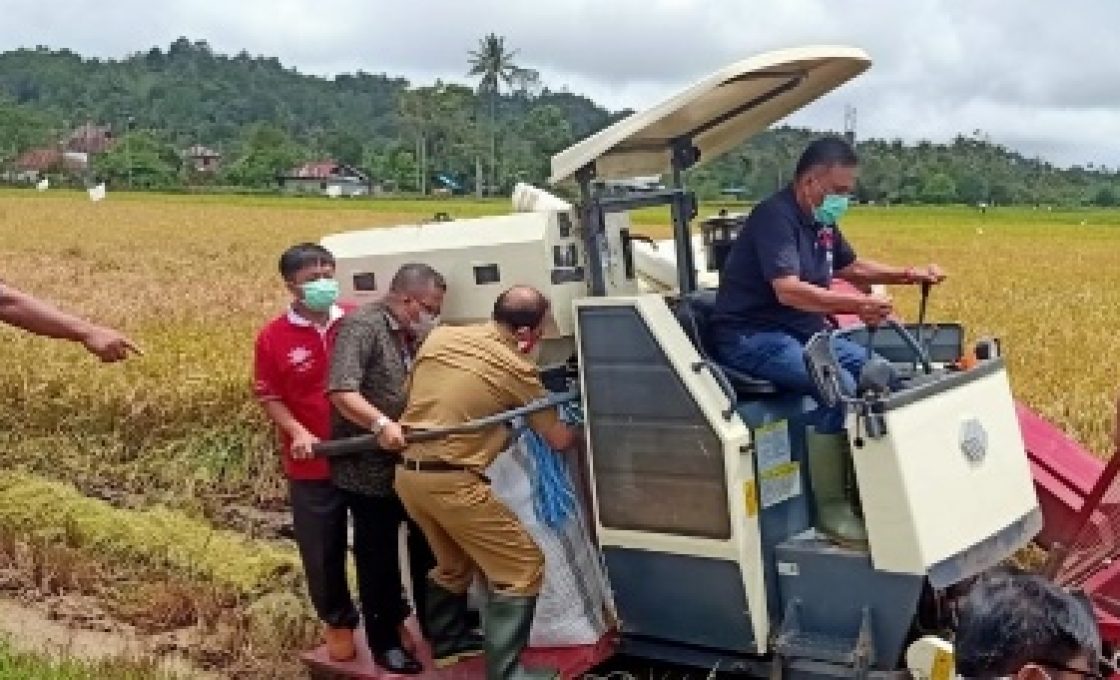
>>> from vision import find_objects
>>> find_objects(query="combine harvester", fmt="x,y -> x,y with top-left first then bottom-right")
305,45 -> 1120,678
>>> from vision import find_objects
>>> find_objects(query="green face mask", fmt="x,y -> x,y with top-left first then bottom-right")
813,193 -> 850,225
299,278 -> 340,312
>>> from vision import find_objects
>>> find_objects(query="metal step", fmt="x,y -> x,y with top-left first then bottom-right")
774,599 -> 876,670
776,631 -> 862,665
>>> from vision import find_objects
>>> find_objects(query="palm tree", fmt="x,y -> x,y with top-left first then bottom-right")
467,33 -> 530,194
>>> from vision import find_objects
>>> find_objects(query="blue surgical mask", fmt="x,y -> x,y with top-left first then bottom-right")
299,278 -> 340,312
813,194 -> 850,225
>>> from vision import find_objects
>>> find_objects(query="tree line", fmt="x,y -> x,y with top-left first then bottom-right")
1,36 -> 1118,206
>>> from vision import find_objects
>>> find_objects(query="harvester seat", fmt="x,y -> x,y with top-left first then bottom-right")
675,291 -> 778,397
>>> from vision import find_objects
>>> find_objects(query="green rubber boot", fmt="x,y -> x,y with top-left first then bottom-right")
484,594 -> 558,680
806,429 -> 869,549
424,579 -> 485,668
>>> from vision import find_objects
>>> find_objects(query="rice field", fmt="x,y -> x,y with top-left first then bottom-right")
0,188 -> 1118,675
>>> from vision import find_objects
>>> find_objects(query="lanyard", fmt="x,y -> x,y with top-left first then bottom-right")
816,225 -> 836,280
394,329 -> 415,372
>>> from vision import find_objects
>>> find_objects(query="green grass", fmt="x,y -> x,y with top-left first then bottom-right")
0,638 -> 177,680
0,471 -> 300,596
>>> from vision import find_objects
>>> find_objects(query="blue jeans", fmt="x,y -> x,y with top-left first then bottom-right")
713,327 -> 870,434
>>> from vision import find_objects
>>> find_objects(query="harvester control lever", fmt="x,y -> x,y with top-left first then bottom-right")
914,281 -> 932,372
312,389 -> 581,458
882,319 -> 933,375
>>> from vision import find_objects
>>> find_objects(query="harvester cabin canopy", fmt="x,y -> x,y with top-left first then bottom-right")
549,45 -> 871,184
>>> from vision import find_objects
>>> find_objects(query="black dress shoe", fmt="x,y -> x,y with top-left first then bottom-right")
373,646 -> 423,675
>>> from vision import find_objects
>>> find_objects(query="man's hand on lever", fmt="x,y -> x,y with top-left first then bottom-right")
857,293 -> 893,327
290,429 -> 320,460
905,264 -> 947,286
376,419 -> 408,451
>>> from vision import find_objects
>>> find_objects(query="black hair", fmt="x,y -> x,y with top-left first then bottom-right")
279,243 -> 335,280
492,286 -> 550,330
389,263 -> 447,294
794,136 -> 859,179
955,569 -> 1102,678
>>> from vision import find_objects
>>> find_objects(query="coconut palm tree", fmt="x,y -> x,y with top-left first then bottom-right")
467,33 -> 531,194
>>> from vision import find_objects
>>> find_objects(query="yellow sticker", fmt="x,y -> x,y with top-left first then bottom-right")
931,647 -> 954,680
760,461 -> 799,480
743,480 -> 759,517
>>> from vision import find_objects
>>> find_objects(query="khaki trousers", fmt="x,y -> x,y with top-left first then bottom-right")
394,467 -> 544,597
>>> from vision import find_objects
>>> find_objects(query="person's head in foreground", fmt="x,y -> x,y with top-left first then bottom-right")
956,569 -> 1109,680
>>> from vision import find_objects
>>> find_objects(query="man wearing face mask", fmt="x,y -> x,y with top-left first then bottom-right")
326,263 -> 445,675
392,285 -> 578,679
253,243 -> 359,662
711,136 -> 946,546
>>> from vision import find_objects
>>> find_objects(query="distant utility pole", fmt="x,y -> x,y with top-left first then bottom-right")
843,105 -> 857,144
125,114 -> 135,189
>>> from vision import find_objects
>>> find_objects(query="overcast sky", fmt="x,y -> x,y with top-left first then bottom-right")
4,0 -> 1117,168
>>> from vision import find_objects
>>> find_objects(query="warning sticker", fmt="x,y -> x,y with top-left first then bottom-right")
754,421 -> 802,508
742,479 -> 758,518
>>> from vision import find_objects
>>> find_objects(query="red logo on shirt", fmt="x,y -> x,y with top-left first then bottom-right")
817,227 -> 835,250
287,346 -> 314,373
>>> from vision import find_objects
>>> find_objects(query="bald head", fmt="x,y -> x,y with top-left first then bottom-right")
492,285 -> 550,332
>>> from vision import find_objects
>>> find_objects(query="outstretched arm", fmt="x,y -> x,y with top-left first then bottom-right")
836,259 -> 946,287
0,282 -> 141,362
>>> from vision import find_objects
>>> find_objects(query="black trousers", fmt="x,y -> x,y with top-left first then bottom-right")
289,479 -> 361,630
346,489 -> 437,653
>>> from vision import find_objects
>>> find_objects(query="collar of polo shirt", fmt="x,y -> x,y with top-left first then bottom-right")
287,304 -> 344,330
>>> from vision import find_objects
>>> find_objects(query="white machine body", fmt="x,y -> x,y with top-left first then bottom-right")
850,365 -> 1041,581
633,233 -> 719,292
321,205 -> 636,365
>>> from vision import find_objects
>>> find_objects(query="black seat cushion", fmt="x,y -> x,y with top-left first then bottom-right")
675,291 -> 777,396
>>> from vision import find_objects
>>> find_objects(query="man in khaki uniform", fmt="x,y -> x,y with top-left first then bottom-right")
394,285 -> 576,680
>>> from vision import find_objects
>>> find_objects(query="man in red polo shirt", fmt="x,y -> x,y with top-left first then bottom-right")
253,242 -> 359,661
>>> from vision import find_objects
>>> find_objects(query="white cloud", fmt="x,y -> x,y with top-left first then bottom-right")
2,0 -> 1118,167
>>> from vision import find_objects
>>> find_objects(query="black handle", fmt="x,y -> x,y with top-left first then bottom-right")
625,233 -> 658,249
885,319 -> 933,375
915,281 -> 932,372
312,389 -> 580,458
311,428 -> 455,458
313,434 -> 381,458
692,359 -> 737,421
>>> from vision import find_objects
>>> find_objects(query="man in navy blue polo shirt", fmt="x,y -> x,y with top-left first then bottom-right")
711,136 -> 944,545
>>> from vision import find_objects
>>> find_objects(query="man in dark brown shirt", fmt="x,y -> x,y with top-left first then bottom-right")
327,263 -> 445,675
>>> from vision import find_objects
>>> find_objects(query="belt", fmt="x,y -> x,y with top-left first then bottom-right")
399,458 -> 472,473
